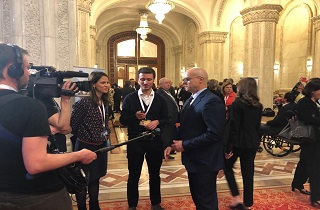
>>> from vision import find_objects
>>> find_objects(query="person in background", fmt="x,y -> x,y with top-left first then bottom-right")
207,79 -> 224,103
120,67 -> 169,210
113,83 -> 122,113
71,72 -> 110,210
228,78 -> 238,93
222,80 -> 236,109
130,78 -> 139,90
0,43 -> 96,210
108,84 -> 115,120
168,80 -> 176,96
221,80 -> 236,120
260,91 -> 296,136
292,81 -> 305,103
224,77 -> 263,209
122,80 -> 135,101
291,79 -> 320,207
165,67 -> 225,210
175,80 -> 192,110
158,77 -> 179,160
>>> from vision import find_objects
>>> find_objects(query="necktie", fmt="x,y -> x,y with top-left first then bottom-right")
184,96 -> 194,111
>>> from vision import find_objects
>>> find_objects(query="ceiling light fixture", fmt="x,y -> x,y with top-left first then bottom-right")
136,12 -> 152,40
146,0 -> 175,24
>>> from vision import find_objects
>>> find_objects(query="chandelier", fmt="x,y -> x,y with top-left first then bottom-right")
146,0 -> 175,24
136,12 -> 152,40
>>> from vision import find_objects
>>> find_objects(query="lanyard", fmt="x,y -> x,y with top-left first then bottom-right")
98,101 -> 106,128
0,84 -> 18,92
138,91 -> 154,115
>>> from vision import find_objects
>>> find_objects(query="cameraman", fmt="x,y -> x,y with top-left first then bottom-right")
35,80 -> 77,152
0,44 -> 97,210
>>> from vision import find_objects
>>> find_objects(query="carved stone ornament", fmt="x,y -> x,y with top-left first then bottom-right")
198,31 -> 228,45
77,0 -> 92,13
240,4 -> 283,26
90,25 -> 97,39
172,45 -> 182,55
312,16 -> 320,31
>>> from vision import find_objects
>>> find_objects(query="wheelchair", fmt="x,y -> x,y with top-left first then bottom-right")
260,133 -> 300,157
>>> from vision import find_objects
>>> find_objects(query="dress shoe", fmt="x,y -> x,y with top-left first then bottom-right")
291,187 -> 311,195
229,203 -> 245,210
151,204 -> 164,210
311,200 -> 320,207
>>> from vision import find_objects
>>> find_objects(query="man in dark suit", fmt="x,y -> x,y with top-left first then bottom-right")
261,91 -> 296,135
157,77 -> 179,160
165,67 -> 225,210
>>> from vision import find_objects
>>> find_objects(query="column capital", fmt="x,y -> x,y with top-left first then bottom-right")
77,0 -> 93,13
240,4 -> 283,26
198,31 -> 228,45
172,45 -> 182,55
312,15 -> 320,31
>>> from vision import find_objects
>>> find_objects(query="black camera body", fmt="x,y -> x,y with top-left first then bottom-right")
28,65 -> 90,98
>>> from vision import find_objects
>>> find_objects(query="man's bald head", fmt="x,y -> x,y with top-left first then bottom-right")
159,77 -> 171,91
183,67 -> 208,93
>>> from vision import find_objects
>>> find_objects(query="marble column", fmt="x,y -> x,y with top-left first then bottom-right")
312,15 -> 320,77
240,4 -> 283,108
0,0 -> 76,70
76,0 -> 92,67
197,31 -> 228,80
90,25 -> 97,68
172,45 -> 183,85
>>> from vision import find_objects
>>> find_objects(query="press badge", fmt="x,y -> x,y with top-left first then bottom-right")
101,129 -> 109,138
140,119 -> 151,126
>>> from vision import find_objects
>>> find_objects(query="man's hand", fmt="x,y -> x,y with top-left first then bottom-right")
144,120 -> 159,131
135,111 -> 146,120
172,140 -> 184,152
164,146 -> 173,162
61,80 -> 78,100
225,151 -> 233,159
78,149 -> 97,164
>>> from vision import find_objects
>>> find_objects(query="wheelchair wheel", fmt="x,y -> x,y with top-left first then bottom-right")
262,135 -> 293,157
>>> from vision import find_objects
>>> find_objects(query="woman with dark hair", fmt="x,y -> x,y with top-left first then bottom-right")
291,79 -> 320,207
224,77 -> 263,209
71,72 -> 110,210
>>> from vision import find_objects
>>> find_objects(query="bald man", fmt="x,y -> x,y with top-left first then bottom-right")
165,68 -> 225,210
157,77 -> 179,159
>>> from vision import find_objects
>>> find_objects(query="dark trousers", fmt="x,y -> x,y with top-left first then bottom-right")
224,147 -> 257,207
188,171 -> 219,210
0,187 -> 72,210
114,99 -> 121,112
126,139 -> 163,207
291,144 -> 309,189
293,143 -> 320,202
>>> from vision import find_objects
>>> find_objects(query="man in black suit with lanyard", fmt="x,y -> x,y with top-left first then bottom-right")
120,67 -> 169,210
158,77 -> 179,160
165,67 -> 225,210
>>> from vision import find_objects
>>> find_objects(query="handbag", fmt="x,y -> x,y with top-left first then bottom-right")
278,119 -> 315,144
262,108 -> 275,117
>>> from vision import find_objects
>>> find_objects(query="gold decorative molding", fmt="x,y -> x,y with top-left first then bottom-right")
240,4 -> 283,26
77,0 -> 92,13
198,31 -> 228,45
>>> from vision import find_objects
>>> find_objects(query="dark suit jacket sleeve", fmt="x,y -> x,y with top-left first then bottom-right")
182,95 -> 225,151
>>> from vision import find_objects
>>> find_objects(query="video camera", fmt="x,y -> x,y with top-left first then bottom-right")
27,65 -> 91,98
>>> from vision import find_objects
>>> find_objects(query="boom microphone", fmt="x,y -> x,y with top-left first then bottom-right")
95,128 -> 161,154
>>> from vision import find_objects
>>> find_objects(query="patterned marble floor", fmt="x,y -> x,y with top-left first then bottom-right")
96,116 -> 301,202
